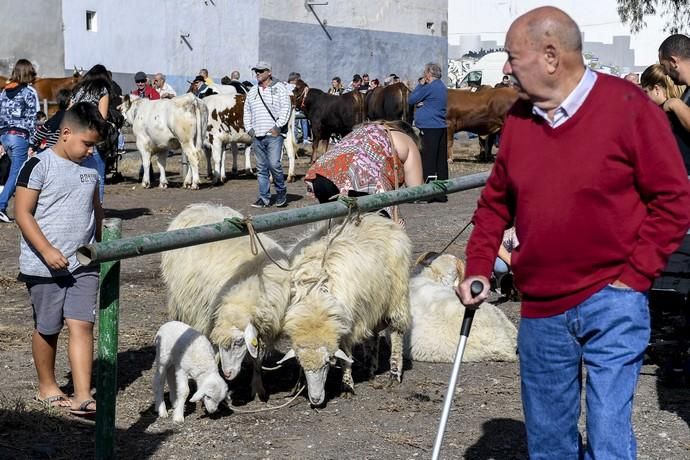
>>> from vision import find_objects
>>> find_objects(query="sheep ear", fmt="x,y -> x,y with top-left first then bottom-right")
189,389 -> 204,403
244,323 -> 259,358
334,349 -> 353,364
276,348 -> 296,364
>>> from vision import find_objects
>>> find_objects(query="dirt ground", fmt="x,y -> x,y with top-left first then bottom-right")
0,137 -> 689,459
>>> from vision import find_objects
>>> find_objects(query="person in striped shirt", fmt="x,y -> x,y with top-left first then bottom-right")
243,61 -> 291,208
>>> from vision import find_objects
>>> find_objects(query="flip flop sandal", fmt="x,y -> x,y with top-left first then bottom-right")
34,393 -> 72,409
70,399 -> 97,417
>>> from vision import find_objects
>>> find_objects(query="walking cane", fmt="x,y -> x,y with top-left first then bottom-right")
431,280 -> 484,460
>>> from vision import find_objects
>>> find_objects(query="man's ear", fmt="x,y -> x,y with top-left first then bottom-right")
544,44 -> 559,74
61,126 -> 72,140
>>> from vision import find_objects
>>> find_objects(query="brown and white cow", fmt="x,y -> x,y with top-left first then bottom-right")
120,93 -> 208,189
202,93 -> 298,184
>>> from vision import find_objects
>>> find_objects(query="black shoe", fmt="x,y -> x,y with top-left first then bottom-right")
275,196 -> 288,208
250,199 -> 270,209
0,210 -> 10,223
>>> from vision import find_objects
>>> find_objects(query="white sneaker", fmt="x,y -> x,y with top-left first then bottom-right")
0,210 -> 10,223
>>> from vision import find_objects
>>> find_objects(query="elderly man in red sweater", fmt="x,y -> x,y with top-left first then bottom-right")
457,6 -> 690,459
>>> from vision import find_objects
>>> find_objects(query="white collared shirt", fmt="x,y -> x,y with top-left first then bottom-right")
532,67 -> 598,128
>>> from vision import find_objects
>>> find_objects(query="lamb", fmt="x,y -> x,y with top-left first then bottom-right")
279,214 -> 412,406
404,253 -> 517,363
160,203 -> 291,400
153,321 -> 228,423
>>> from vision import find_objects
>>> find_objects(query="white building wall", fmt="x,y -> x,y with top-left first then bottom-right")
60,0 -> 447,92
0,0 -> 65,76
62,0 -> 260,94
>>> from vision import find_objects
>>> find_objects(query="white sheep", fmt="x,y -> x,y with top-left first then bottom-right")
404,253 -> 517,363
161,203 -> 291,401
153,321 -> 228,423
279,214 -> 412,406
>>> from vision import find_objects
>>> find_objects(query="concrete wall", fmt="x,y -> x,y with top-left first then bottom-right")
0,0 -> 65,77
260,0 -> 448,87
261,20 -> 447,89
56,0 -> 447,92
62,0 -> 260,95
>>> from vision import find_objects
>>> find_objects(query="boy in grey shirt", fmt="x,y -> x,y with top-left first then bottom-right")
15,102 -> 106,416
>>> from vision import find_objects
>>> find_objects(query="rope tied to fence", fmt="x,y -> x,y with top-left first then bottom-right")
224,216 -> 292,271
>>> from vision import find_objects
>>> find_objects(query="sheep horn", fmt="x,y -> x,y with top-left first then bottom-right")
276,349 -> 296,364
334,349 -> 353,363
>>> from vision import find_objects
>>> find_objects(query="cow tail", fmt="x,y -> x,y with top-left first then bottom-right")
193,97 -> 207,151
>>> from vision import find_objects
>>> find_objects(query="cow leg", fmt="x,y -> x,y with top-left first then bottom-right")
204,146 -> 213,179
284,137 -> 296,183
182,147 -> 201,189
220,148 -> 226,182
210,139 -> 223,185
155,152 -> 168,188
137,142 -> 153,188
447,129 -> 455,163
244,144 -> 254,174
230,142 -> 239,176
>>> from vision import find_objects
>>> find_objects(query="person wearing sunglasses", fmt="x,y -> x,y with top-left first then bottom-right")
130,72 -> 160,100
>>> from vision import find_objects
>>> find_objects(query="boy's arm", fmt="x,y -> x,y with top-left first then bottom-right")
15,187 -> 68,270
93,187 -> 103,242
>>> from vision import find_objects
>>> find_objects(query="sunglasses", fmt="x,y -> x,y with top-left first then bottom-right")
254,69 -> 269,74
135,80 -> 146,83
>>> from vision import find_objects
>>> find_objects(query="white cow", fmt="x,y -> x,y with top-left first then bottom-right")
120,93 -> 208,189
202,93 -> 299,185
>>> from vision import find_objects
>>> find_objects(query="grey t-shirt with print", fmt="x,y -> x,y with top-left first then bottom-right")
16,148 -> 98,278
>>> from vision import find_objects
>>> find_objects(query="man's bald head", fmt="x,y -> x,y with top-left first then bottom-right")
511,6 -> 582,53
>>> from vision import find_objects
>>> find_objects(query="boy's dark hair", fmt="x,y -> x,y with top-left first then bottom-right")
56,89 -> 72,110
36,111 -> 47,120
60,102 -> 108,140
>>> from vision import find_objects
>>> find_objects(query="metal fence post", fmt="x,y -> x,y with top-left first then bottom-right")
96,218 -> 122,460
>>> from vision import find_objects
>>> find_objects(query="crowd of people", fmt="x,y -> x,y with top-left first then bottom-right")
2,8 -> 690,456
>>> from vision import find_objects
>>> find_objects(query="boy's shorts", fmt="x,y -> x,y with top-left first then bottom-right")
27,268 -> 99,335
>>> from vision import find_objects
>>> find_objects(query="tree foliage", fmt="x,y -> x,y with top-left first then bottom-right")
618,0 -> 690,34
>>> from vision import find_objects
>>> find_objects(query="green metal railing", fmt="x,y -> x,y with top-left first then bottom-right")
82,171 -> 489,459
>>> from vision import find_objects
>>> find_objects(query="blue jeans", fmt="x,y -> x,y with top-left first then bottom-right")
518,285 -> 650,459
0,133 -> 29,212
494,257 -> 509,276
81,148 -> 105,204
253,135 -> 286,204
299,118 -> 309,141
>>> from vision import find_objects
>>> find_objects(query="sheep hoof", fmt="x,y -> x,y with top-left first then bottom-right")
386,371 -> 402,387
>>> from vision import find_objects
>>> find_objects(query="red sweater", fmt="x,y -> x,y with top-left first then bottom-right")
465,73 -> 690,318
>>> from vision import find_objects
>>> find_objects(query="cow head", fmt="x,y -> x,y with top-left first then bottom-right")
118,94 -> 140,126
292,79 -> 309,109
217,323 -> 260,380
